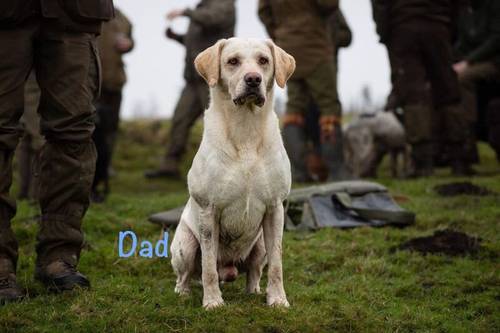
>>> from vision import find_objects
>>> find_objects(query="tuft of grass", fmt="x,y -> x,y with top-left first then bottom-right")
1,120 -> 499,332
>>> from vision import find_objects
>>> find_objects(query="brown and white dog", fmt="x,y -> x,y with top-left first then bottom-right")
170,38 -> 296,309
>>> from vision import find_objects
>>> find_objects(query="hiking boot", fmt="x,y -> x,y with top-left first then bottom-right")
35,259 -> 90,292
320,119 -> 351,181
282,116 -> 312,183
0,258 -> 23,305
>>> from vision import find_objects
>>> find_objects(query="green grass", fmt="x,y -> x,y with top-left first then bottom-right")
1,120 -> 499,333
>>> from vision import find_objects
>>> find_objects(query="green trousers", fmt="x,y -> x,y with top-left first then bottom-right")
286,61 -> 341,117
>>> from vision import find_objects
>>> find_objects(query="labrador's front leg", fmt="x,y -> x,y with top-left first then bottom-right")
263,202 -> 289,307
199,206 -> 224,309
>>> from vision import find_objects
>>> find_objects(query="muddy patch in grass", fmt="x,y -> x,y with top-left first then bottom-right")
434,182 -> 495,197
397,229 -> 482,256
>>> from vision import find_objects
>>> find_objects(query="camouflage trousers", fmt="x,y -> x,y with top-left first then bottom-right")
0,21 -> 99,268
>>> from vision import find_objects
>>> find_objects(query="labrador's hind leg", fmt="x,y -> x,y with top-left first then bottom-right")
171,220 -> 199,295
245,234 -> 266,294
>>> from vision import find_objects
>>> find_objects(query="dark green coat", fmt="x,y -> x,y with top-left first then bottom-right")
258,0 -> 339,79
176,0 -> 236,83
0,0 -> 114,33
371,0 -> 467,44
455,0 -> 500,65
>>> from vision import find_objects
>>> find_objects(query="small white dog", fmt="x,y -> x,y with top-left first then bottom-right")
170,38 -> 296,309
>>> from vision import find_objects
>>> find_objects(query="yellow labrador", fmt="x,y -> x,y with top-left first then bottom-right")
170,38 -> 295,309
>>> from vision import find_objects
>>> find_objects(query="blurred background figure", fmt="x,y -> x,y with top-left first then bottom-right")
92,7 -> 134,202
344,111 -> 407,178
306,7 -> 352,182
371,0 -> 472,177
16,72 -> 44,201
259,0 -> 350,182
454,0 -> 500,163
145,0 -> 236,180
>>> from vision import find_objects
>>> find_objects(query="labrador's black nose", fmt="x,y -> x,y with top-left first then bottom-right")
245,73 -> 262,88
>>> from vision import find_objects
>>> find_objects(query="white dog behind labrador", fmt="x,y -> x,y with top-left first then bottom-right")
170,38 -> 296,309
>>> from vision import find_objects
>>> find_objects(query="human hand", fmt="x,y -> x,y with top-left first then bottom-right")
453,60 -> 469,75
115,35 -> 133,52
166,9 -> 185,21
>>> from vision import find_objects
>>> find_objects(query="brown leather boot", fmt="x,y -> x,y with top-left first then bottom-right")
35,259 -> 90,292
0,258 -> 23,304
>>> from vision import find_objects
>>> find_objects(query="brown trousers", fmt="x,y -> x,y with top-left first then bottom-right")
0,21 -> 99,268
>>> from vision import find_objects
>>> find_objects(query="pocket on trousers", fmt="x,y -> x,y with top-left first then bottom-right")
0,0 -> 25,24
62,0 -> 114,22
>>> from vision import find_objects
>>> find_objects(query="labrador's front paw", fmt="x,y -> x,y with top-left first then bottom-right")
267,295 -> 290,307
203,296 -> 224,310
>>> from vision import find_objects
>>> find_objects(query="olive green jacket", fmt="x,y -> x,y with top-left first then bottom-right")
258,0 -> 339,79
98,9 -> 134,92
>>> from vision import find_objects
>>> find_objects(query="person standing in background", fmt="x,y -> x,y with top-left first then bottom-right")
371,0 -> 472,177
259,0 -> 350,182
454,0 -> 500,162
96,7 -> 134,170
306,7 -> 352,181
306,8 -> 352,182
145,0 -> 236,179
92,8 -> 134,202
0,0 -> 114,303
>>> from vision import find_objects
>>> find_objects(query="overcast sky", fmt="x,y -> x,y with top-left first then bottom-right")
115,0 -> 391,118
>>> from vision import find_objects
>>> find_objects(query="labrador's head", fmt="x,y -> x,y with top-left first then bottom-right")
195,38 -> 295,108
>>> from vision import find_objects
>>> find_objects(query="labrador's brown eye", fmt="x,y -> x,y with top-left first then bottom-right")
228,58 -> 239,66
259,57 -> 269,65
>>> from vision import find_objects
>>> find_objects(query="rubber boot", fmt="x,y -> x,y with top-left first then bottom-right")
320,121 -> 351,181
408,143 -> 434,178
282,123 -> 311,183
449,144 -> 475,176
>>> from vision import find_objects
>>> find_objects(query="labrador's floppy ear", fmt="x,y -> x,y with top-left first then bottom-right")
267,40 -> 296,88
195,39 -> 227,87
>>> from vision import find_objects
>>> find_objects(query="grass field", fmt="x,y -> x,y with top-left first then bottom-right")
1,120 -> 499,333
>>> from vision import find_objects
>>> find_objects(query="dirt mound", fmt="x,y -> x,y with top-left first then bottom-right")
398,230 -> 481,256
434,182 -> 495,197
